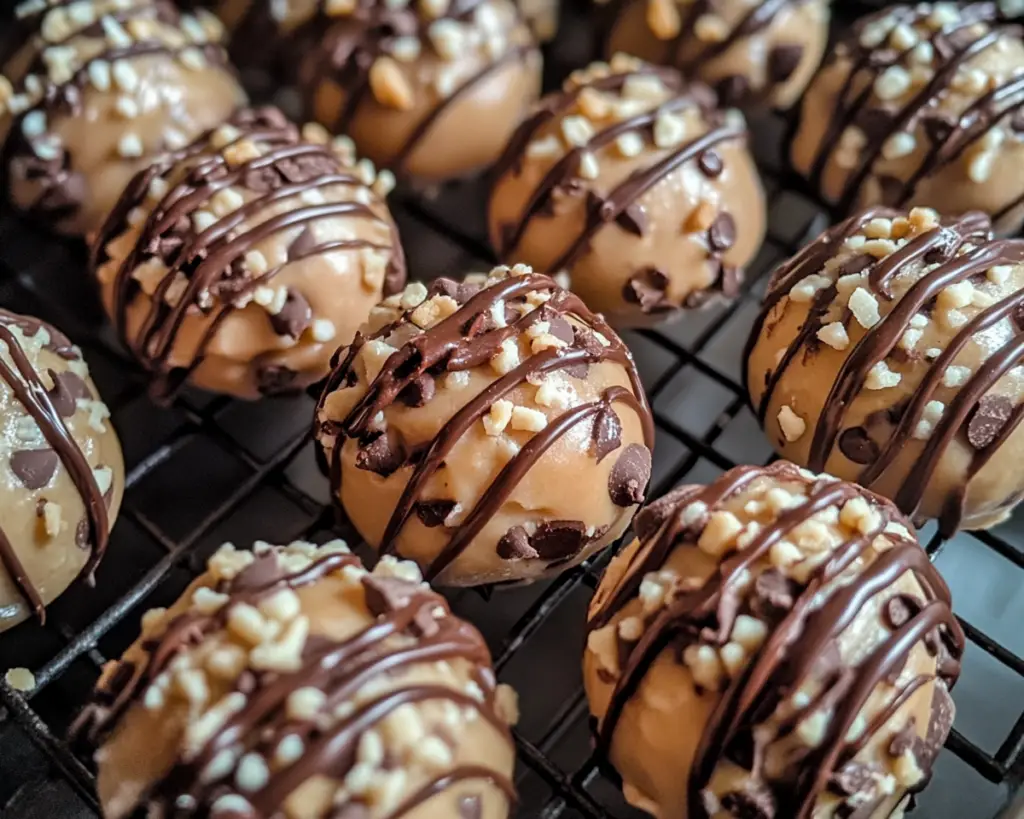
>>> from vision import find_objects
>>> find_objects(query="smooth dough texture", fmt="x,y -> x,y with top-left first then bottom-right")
604,0 -> 830,110
0,0 -> 246,238
91,106 -> 406,402
297,0 -> 542,184
0,310 -> 123,632
72,539 -> 518,819
489,56 -> 765,328
315,264 -> 656,586
584,461 -> 963,819
746,205 -> 1024,535
791,2 -> 1024,233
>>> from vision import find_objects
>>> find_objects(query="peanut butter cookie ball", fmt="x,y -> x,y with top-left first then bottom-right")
0,310 -> 123,632
792,2 -> 1024,234
0,0 -> 246,238
91,107 -> 406,402
745,206 -> 1024,535
315,264 -> 656,586
584,461 -> 963,819
489,57 -> 765,328
299,0 -> 542,184
71,539 -> 518,819
604,0 -> 830,110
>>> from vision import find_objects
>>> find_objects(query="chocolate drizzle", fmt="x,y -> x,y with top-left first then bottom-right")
745,207 -> 1024,534
316,271 -> 655,580
0,310 -> 108,623
589,462 -> 964,819
71,547 -> 515,816
89,107 -> 405,403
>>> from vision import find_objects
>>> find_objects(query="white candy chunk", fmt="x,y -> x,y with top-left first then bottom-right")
848,287 -> 881,328
778,405 -> 806,442
865,361 -> 901,390
483,399 -> 513,436
817,322 -> 850,351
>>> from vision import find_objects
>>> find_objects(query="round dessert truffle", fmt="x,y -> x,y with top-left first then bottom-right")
71,539 -> 518,818
315,264 -> 656,586
91,107 -> 406,402
299,0 -> 542,184
0,310 -> 124,632
792,2 -> 1024,233
489,56 -> 765,328
0,0 -> 246,238
745,205 -> 1024,535
584,461 -> 964,819
603,0 -> 830,110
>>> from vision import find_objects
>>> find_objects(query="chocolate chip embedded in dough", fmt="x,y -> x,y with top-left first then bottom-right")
716,74 -> 751,107
719,782 -> 776,819
547,314 -> 575,345
608,444 -> 651,507
623,268 -> 673,314
698,149 -> 723,178
967,394 -> 1014,449
10,449 -> 59,490
883,593 -> 921,629
269,289 -> 313,339
287,224 -> 319,262
496,526 -> 539,560
839,426 -> 880,465
828,761 -> 883,798
256,364 -> 299,395
531,520 -> 589,560
750,568 -> 800,621
415,500 -> 457,528
591,405 -> 622,463
634,485 -> 702,541
355,430 -> 408,477
615,202 -> 647,237
708,213 -> 736,253
430,277 -> 482,305
46,370 -> 92,418
398,374 -> 436,408
768,43 -> 804,83
361,575 -> 416,617
458,793 -> 482,819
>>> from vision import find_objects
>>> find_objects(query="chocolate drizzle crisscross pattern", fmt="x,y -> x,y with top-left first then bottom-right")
800,3 -> 1024,220
589,462 -> 964,819
316,270 -> 655,580
71,547 -> 515,816
89,107 -> 405,403
744,207 -> 1024,534
0,310 -> 108,624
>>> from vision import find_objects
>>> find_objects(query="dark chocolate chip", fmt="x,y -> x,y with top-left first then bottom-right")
768,43 -> 804,83
591,405 -> 622,463
838,426 -> 880,465
46,370 -> 92,418
269,289 -> 313,339
623,268 -> 674,314
10,449 -> 59,490
256,365 -> 299,395
608,444 -> 651,507
415,500 -> 457,528
362,575 -> 415,616
829,761 -> 882,798
243,166 -> 282,192
698,149 -> 724,178
634,485 -> 701,541
496,526 -> 539,560
720,783 -> 776,819
615,202 -> 647,237
430,277 -> 480,305
398,374 -> 436,408
547,314 -> 575,345
750,568 -> 800,621
967,394 -> 1014,449
708,213 -> 736,253
922,111 -> 957,145
716,74 -> 751,106
287,225 -> 319,262
718,263 -> 742,298
532,520 -> 589,560
355,430 -> 407,477
854,106 -> 895,143
458,794 -> 482,819
884,593 -> 920,629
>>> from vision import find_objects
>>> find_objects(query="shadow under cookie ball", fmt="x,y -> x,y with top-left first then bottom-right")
0,0 -> 246,238
315,264 -> 655,586
745,205 -> 1024,535
489,56 -> 765,329
584,462 -> 963,819
91,106 -> 406,402
604,0 -> 830,111
72,540 -> 518,819
298,0 -> 542,184
0,310 -> 123,633
791,2 -> 1024,233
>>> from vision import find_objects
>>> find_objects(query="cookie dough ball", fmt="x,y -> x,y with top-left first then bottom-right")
315,264 -> 656,586
91,107 -> 406,402
299,0 -> 542,183
584,461 -> 964,819
489,56 -> 765,328
0,310 -> 124,632
792,3 -> 1024,233
0,0 -> 246,238
605,0 -> 830,110
71,539 -> 518,818
745,206 -> 1024,535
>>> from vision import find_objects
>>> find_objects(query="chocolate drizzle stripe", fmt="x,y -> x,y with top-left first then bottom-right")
0,529 -> 46,622
586,461 -> 964,819
385,766 -> 517,817
672,0 -> 804,73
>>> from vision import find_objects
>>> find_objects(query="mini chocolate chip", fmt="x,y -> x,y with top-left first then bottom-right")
838,426 -> 879,465
244,166 -> 282,192
716,74 -> 751,106
750,568 -> 800,620
496,526 -> 538,560
608,444 -> 651,507
837,253 -> 876,278
623,268 -> 674,313
720,783 -> 776,819
532,520 -> 589,560
361,575 -> 414,617
878,174 -> 907,207
591,406 -> 622,463
829,761 -> 882,798
458,794 -> 482,819
287,224 -> 319,262
10,449 -> 59,490
46,370 -> 92,418
768,43 -> 804,82
615,202 -> 647,236
922,111 -> 957,145
708,213 -> 736,253
269,289 -> 313,339
634,485 -> 702,541
547,314 -> 575,345
698,149 -> 723,178
884,593 -> 920,629
257,365 -> 299,395
718,263 -> 742,298
415,500 -> 456,528
854,107 -> 894,143
398,373 -> 436,407
430,277 -> 480,305
355,430 -> 407,477
967,394 -> 1014,449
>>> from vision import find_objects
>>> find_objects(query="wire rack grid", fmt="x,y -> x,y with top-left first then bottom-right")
1,3 -> 1024,818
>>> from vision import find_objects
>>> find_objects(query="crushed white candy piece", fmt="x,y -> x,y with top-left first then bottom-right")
777,405 -> 806,442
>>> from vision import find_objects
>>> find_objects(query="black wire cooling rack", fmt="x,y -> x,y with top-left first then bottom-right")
1,2 -> 1024,818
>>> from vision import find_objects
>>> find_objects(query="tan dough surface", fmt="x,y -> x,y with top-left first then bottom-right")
584,463 -> 961,819
316,265 -> 655,586
489,57 -> 765,329
791,2 -> 1024,233
606,0 -> 830,111
93,107 -> 405,401
0,0 -> 246,238
87,540 -> 517,819
300,0 -> 541,183
0,313 -> 123,632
